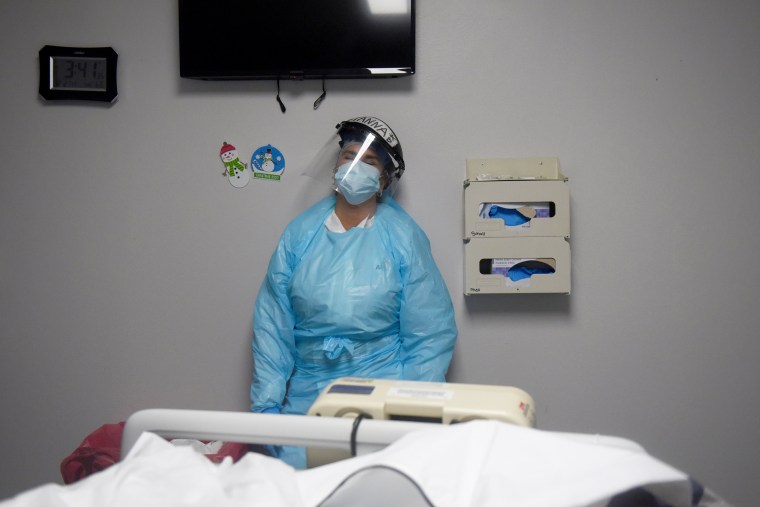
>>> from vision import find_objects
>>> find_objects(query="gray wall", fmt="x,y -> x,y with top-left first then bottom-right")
1,1 -> 758,505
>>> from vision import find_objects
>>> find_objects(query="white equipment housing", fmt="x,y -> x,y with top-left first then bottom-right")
307,377 -> 536,427
306,377 -> 535,466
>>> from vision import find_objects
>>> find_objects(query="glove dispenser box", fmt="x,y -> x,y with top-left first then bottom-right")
465,180 -> 569,238
464,157 -> 571,295
464,237 -> 570,294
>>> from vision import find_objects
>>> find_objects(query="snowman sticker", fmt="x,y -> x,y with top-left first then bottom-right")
219,141 -> 250,188
251,144 -> 286,181
260,149 -> 275,171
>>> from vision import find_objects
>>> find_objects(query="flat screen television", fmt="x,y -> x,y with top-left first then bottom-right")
179,0 -> 415,80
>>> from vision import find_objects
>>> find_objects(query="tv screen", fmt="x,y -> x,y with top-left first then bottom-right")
179,0 -> 415,80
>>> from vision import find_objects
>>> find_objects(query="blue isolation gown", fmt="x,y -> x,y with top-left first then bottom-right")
250,194 -> 457,466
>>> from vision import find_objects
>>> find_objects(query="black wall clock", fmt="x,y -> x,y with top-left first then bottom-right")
39,45 -> 118,103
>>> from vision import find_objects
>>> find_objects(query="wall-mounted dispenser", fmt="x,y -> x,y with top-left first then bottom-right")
464,157 -> 571,295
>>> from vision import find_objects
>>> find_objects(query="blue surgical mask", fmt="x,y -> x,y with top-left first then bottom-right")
335,161 -> 381,205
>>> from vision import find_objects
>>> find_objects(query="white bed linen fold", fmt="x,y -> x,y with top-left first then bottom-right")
297,420 -> 691,507
1,420 -> 693,507
0,432 -> 302,507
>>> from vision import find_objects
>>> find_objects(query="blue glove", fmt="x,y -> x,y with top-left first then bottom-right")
488,205 -> 532,226
507,261 -> 555,282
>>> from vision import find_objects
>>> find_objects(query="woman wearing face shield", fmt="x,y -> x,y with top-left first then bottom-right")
250,116 -> 458,468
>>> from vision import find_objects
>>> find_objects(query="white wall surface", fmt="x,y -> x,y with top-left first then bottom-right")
1,1 -> 759,504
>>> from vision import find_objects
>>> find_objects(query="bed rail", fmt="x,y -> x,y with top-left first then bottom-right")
122,408 -> 437,460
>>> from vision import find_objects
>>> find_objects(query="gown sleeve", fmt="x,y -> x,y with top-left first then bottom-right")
398,225 -> 458,382
250,195 -> 336,413
250,233 -> 297,413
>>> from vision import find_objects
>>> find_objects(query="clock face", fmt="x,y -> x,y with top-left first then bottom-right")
52,57 -> 108,91
39,46 -> 118,102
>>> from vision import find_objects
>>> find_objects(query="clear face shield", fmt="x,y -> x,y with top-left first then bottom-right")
302,126 -> 402,200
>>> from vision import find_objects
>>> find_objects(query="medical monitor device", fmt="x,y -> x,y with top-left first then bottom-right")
306,378 -> 535,466
308,378 -> 535,426
178,0 -> 416,80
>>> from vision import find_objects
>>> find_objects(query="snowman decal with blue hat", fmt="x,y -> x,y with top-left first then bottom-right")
219,141 -> 250,188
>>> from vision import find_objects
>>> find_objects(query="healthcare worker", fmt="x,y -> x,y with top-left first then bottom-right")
250,116 -> 457,467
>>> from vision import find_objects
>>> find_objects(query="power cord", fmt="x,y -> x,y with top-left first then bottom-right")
350,413 -> 370,457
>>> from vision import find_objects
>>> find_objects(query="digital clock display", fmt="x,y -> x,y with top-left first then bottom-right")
39,46 -> 118,103
51,57 -> 108,91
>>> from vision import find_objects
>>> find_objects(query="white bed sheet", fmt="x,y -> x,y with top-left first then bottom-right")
1,420 -> 703,507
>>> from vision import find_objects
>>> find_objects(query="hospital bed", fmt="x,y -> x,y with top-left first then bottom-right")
1,379 -> 733,507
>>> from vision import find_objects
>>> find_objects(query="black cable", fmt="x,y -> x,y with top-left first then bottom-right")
313,79 -> 327,110
350,413 -> 369,457
276,79 -> 286,113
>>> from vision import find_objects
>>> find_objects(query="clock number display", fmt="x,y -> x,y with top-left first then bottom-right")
51,57 -> 108,91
